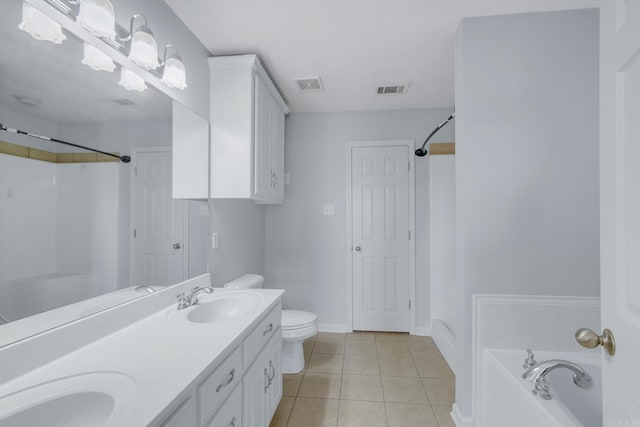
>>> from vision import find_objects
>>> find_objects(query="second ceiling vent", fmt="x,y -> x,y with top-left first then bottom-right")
295,77 -> 324,92
376,85 -> 408,95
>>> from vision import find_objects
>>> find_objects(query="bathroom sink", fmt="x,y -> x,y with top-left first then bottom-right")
187,292 -> 264,323
0,372 -> 137,427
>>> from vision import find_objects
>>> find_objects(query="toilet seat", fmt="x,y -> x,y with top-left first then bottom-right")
281,310 -> 318,340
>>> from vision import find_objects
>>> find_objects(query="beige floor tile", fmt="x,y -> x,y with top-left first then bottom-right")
382,376 -> 429,404
317,332 -> 346,341
346,331 -> 375,342
287,397 -> 339,427
432,405 -> 456,427
407,340 -> 441,353
270,396 -> 295,427
343,353 -> 380,375
305,352 -> 311,363
376,340 -> 410,356
423,378 -> 455,406
283,373 -> 304,396
385,402 -> 439,427
345,340 -> 377,356
378,354 -> 419,377
411,350 -> 446,364
340,375 -> 384,401
374,332 -> 408,342
337,400 -> 387,427
403,335 -> 435,344
299,373 -> 342,399
303,338 -> 317,353
313,338 -> 346,354
306,353 -> 344,374
414,358 -> 454,380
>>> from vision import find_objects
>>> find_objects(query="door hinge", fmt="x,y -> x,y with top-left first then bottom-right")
409,300 -> 411,310
408,230 -> 411,240
133,229 -> 137,238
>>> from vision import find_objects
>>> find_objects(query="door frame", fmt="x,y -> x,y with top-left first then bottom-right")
345,139 -> 416,334
129,146 -> 189,285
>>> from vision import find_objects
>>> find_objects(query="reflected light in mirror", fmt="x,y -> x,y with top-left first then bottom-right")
19,1 -> 66,44
119,68 -> 146,92
76,0 -> 116,39
82,42 -> 115,72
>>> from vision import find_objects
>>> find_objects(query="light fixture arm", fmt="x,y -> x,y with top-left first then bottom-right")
117,13 -> 148,42
161,43 -> 179,66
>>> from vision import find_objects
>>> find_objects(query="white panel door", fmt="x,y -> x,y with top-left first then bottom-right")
601,1 -> 640,424
132,150 -> 186,286
352,145 -> 410,331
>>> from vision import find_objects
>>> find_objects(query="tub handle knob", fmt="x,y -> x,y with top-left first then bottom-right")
575,327 -> 616,356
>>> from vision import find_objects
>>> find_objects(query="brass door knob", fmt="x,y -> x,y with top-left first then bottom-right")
575,328 -> 616,356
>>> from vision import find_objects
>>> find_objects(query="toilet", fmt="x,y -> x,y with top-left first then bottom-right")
223,274 -> 318,374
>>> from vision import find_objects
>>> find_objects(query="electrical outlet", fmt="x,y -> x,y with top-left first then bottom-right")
323,204 -> 335,216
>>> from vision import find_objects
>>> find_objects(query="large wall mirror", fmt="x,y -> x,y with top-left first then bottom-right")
0,0 -> 210,347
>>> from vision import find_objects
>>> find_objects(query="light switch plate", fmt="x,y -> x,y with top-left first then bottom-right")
211,232 -> 219,249
323,204 -> 335,216
199,205 -> 209,216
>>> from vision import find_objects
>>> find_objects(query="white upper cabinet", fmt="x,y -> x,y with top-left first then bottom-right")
209,55 -> 289,203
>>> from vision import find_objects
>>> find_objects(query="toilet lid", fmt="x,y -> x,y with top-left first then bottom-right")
282,310 -> 317,329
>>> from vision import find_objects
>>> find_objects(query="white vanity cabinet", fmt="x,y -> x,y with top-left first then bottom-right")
209,54 -> 289,204
156,302 -> 282,427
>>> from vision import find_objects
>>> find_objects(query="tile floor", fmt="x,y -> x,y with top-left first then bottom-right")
269,332 -> 456,427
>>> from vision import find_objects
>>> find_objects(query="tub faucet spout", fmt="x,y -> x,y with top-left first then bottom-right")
522,359 -> 592,400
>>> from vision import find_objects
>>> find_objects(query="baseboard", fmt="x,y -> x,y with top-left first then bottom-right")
432,319 -> 456,374
451,404 -> 473,427
318,323 -> 351,333
413,326 -> 432,336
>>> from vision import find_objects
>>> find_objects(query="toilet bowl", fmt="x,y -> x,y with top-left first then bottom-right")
222,274 -> 318,374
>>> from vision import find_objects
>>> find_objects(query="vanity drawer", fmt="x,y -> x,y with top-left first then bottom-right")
198,346 -> 242,424
206,384 -> 242,427
242,304 -> 281,369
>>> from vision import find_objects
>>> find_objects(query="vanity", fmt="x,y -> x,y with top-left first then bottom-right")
0,274 -> 284,427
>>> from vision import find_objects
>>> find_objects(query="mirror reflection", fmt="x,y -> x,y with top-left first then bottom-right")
0,0 -> 209,345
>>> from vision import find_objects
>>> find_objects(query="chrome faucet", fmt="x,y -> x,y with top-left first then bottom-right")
176,286 -> 214,310
522,359 -> 592,400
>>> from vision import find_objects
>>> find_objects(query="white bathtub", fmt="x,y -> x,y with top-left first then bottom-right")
482,349 -> 602,427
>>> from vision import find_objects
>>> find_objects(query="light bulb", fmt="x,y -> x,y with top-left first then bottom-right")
162,57 -> 187,90
77,0 -> 116,39
82,42 -> 115,72
129,29 -> 159,69
19,2 -> 66,44
119,68 -> 146,92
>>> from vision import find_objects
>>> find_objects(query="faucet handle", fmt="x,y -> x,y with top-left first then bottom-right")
523,348 -> 537,369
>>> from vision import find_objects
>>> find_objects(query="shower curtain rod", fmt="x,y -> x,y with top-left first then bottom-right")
0,122 -> 131,163
414,112 -> 455,157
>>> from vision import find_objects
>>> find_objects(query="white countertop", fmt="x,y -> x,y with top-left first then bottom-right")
0,288 -> 284,426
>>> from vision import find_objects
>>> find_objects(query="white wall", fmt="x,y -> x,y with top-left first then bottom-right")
454,9 -> 599,422
208,200 -> 265,287
265,109 -> 454,331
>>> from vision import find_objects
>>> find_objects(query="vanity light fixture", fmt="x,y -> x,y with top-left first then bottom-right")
76,0 -> 116,39
161,45 -> 187,90
118,68 -> 146,92
19,1 -> 66,44
81,42 -> 115,72
125,14 -> 160,69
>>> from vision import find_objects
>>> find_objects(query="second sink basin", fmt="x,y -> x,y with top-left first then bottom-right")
187,292 -> 264,323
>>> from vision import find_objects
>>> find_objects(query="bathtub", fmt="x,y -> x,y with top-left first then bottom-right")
482,349 -> 602,427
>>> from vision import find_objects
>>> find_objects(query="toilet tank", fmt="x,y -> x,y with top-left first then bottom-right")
222,274 -> 264,289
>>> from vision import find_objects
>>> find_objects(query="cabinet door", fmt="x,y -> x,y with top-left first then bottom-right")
242,353 -> 269,427
253,75 -> 274,200
271,104 -> 285,203
264,333 -> 282,422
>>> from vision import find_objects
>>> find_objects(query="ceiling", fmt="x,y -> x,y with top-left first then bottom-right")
0,0 -> 170,125
165,0 -> 599,113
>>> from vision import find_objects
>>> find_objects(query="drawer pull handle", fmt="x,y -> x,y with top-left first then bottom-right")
264,367 -> 270,393
268,360 -> 276,382
216,368 -> 236,392
229,416 -> 237,427
263,322 -> 273,336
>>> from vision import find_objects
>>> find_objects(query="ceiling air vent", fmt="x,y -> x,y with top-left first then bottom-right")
295,77 -> 324,92
376,85 -> 408,95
